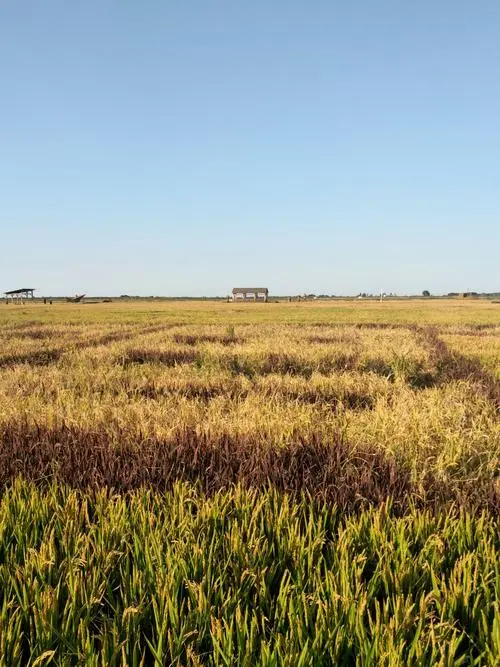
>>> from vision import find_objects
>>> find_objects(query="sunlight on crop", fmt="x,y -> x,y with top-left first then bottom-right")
0,299 -> 498,664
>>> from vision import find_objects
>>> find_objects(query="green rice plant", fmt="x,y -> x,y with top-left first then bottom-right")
0,482 -> 498,665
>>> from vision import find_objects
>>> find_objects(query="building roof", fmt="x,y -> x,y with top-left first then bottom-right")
232,287 -> 268,293
4,288 -> 36,295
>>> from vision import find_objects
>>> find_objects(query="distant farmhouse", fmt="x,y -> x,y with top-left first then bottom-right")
232,287 -> 269,302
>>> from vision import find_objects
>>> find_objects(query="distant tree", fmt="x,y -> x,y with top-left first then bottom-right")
422,290 -> 431,297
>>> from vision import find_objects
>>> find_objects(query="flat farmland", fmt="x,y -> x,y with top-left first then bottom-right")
0,300 -> 499,665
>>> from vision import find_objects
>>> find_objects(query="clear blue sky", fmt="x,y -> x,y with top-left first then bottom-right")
1,1 -> 499,296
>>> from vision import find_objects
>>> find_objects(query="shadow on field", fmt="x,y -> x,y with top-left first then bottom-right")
120,348 -> 199,366
173,333 -> 242,346
415,327 -> 500,410
0,422 -> 497,512
0,349 -> 63,367
123,381 -> 375,411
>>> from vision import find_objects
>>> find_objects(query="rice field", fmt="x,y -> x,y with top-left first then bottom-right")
0,299 -> 498,665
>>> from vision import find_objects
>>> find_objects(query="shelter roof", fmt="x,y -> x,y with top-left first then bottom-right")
4,288 -> 36,295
